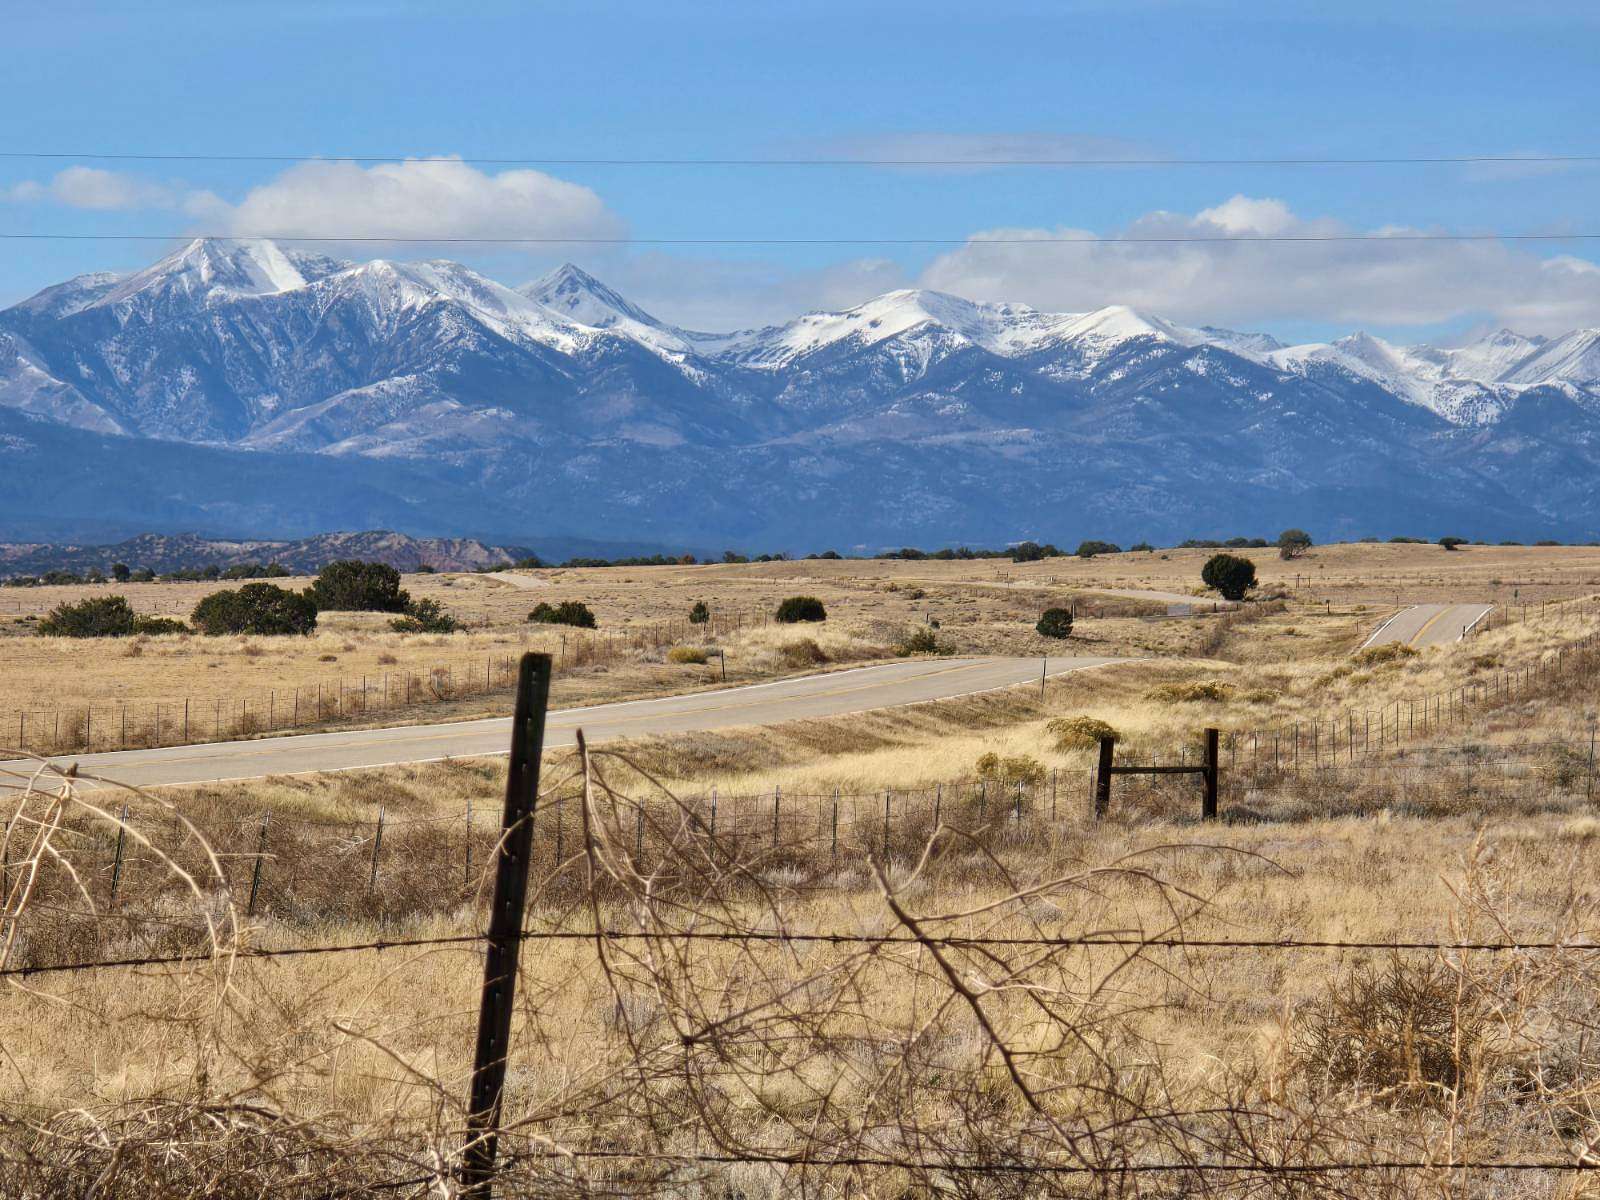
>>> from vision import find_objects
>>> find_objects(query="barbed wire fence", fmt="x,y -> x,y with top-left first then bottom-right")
3,653 -> 1600,1197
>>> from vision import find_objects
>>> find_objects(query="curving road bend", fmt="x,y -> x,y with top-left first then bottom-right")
1362,603 -> 1493,650
3,656 -> 1121,792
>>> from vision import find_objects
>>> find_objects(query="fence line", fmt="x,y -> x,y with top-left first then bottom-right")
2,606 -> 783,756
7,926 -> 1599,981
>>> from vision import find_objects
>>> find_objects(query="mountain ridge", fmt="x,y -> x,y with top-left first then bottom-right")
2,238 -> 1598,547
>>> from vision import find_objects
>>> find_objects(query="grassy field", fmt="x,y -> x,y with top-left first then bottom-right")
9,538 -> 1594,751
3,543 -> 1599,1195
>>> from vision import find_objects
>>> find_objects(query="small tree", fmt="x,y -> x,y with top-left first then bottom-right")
1201,553 -> 1257,601
37,595 -> 138,637
1277,528 -> 1313,560
191,583 -> 318,636
308,560 -> 411,613
1036,608 -> 1075,639
1439,536 -> 1466,551
775,596 -> 827,623
1010,541 -> 1047,563
110,562 -> 131,582
529,601 -> 597,628
688,600 -> 710,625
1075,540 -> 1121,558
390,598 -> 460,633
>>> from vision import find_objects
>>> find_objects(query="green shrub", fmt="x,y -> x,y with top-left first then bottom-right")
1201,553 -> 1257,601
191,583 -> 318,636
1075,540 -> 1121,558
1277,528 -> 1313,560
1439,536 -> 1466,551
1045,715 -> 1118,751
667,646 -> 709,664
1010,540 -> 1057,562
390,598 -> 460,633
893,626 -> 949,656
37,595 -> 138,637
131,615 -> 188,635
775,596 -> 826,623
688,600 -> 710,625
528,600 -> 597,628
1035,607 -> 1074,639
307,560 -> 410,613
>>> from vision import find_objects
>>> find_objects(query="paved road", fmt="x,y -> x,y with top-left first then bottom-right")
1362,603 -> 1493,650
3,656 -> 1121,792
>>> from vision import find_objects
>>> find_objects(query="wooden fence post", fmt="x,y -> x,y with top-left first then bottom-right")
463,652 -> 552,1196
1094,737 -> 1114,819
1203,727 -> 1219,821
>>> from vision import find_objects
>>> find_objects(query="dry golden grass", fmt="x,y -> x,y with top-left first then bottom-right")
2,547 -> 1599,1193
13,538 -> 1575,748
3,735 -> 1598,1196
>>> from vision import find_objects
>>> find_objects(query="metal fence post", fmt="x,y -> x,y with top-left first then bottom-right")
247,812 -> 270,917
369,806 -> 385,892
109,804 -> 129,905
463,652 -> 552,1196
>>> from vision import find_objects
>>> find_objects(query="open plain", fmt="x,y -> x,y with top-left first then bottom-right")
4,540 -> 1600,1197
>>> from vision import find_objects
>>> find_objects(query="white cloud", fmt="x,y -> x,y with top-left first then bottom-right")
6,166 -> 176,210
918,195 -> 1600,334
208,157 -> 622,246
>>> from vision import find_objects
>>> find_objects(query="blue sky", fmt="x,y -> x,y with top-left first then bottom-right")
4,0 -> 1598,341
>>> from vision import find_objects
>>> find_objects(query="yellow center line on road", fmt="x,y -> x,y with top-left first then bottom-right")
1407,606 -> 1453,646
50,659 -> 1001,772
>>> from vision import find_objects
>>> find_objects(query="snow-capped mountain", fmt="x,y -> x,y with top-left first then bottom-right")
2,238 -> 1599,547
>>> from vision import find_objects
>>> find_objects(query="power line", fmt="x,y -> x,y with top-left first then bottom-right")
1,232 -> 1597,246
2,150 -> 1597,168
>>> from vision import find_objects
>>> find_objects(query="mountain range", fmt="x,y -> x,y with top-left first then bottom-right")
0,530 -> 529,576
2,237 -> 1598,548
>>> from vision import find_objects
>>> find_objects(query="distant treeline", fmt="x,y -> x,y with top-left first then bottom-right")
3,562 -> 292,587
4,533 -> 1593,585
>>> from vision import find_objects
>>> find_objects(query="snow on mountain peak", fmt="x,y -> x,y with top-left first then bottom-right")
102,238 -> 311,307
326,258 -> 587,353
524,263 -> 666,329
